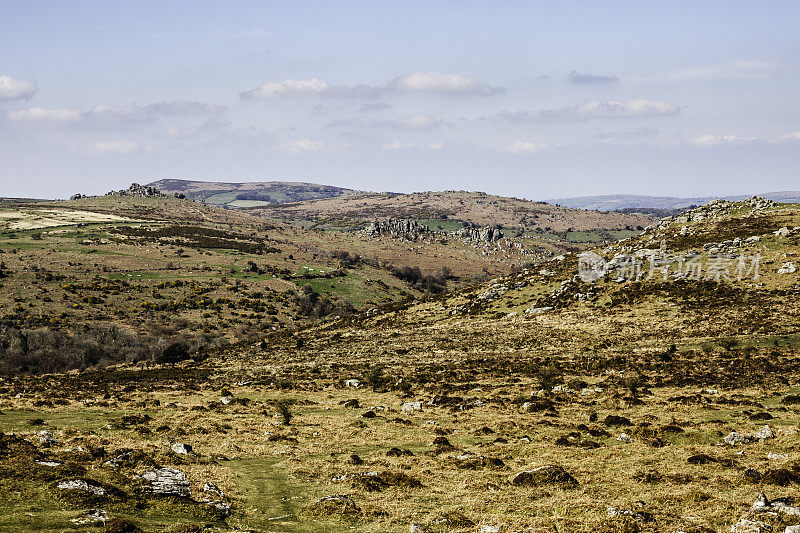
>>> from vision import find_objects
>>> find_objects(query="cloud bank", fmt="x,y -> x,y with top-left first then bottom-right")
241,71 -> 503,99
494,99 -> 680,122
3,101 -> 226,128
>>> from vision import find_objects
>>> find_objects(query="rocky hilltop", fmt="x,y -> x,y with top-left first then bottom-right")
70,183 -> 185,201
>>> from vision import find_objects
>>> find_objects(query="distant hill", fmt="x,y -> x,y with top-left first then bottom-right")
548,191 -> 800,211
147,179 -> 360,208
258,190 -> 655,233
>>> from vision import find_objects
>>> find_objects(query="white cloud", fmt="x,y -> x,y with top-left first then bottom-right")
393,114 -> 443,131
241,72 -> 503,99
779,132 -> 800,143
502,141 -> 549,154
382,141 -> 445,151
3,101 -> 225,129
280,139 -> 327,154
691,134 -> 765,147
390,71 -> 503,95
494,99 -> 680,122
92,140 -> 143,154
6,107 -> 81,124
328,114 -> 443,131
0,75 -> 38,100
241,78 -> 332,99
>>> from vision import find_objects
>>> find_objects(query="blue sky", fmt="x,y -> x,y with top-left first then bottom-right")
1,1 -> 799,199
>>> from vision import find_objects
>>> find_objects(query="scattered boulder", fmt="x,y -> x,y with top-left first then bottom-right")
171,443 -> 193,455
753,426 -> 774,441
778,262 -> 797,274
57,479 -> 107,496
724,431 -> 753,446
402,402 -> 423,413
203,482 -> 224,498
142,467 -> 191,497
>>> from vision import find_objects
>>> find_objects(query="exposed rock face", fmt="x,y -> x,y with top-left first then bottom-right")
363,219 -> 433,241
104,182 -> 185,199
107,183 -> 164,198
457,226 -> 504,243
363,218 -> 505,246
142,467 -> 191,497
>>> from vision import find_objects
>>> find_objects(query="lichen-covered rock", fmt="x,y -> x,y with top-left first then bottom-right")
142,467 -> 191,497
57,479 -> 107,496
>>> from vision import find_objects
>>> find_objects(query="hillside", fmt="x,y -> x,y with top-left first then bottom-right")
1,196 -> 799,531
550,191 -> 800,211
257,190 -> 655,235
147,179 -> 360,208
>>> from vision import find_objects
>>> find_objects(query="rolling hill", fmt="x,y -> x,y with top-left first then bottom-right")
147,179 -> 360,208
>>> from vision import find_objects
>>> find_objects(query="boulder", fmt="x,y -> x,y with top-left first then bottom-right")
57,479 -> 107,496
171,442 -> 193,455
724,431 -> 752,445
778,262 -> 797,274
142,467 -> 191,497
402,402 -> 423,413
753,426 -> 774,441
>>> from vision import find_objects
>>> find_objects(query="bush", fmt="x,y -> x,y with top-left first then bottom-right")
158,342 -> 190,367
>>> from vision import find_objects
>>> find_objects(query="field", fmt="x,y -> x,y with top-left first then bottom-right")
1,194 -> 798,532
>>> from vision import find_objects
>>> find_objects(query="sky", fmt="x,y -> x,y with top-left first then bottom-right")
1,1 -> 799,200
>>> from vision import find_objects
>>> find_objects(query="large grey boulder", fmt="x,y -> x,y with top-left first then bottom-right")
142,467 -> 191,497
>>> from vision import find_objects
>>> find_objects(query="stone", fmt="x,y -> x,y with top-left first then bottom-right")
205,500 -> 231,518
171,442 -> 193,455
768,452 -> 788,461
142,467 -> 191,497
345,379 -> 361,388
731,518 -> 767,532
775,227 -> 791,236
37,430 -> 59,446
57,479 -> 107,496
307,494 -> 360,516
778,262 -> 797,274
402,402 -> 423,413
617,433 -> 632,443
724,431 -> 752,445
785,526 -> 800,533
753,426 -> 774,441
203,482 -> 224,497
480,526 -> 503,533
409,523 -> 430,533
220,395 -> 234,405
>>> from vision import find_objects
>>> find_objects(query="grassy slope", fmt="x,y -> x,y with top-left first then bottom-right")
256,190 -> 656,233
